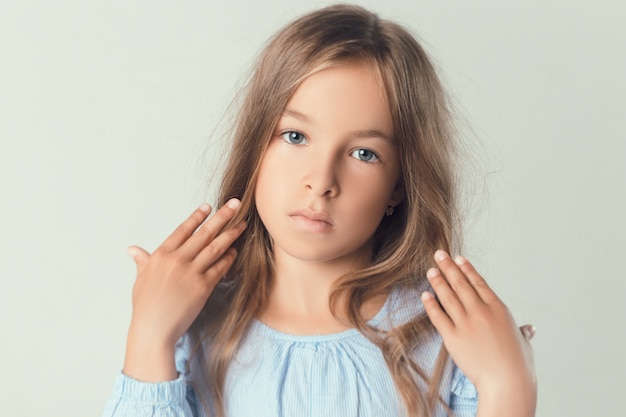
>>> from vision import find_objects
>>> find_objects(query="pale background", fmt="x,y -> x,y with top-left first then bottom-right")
1,0 -> 624,416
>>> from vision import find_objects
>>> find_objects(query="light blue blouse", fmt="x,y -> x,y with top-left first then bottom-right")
102,288 -> 478,417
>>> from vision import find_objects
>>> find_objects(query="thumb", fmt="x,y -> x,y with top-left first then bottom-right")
127,245 -> 149,268
519,324 -> 536,342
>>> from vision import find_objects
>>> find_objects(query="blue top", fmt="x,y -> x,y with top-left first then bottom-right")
102,288 -> 478,417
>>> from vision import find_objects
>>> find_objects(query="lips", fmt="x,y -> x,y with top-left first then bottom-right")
288,208 -> 334,233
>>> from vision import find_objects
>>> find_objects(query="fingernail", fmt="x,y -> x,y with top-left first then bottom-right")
454,255 -> 466,265
127,247 -> 138,259
421,291 -> 434,301
521,324 -> 536,341
226,198 -> 241,209
199,203 -> 211,213
426,267 -> 439,279
434,250 -> 447,261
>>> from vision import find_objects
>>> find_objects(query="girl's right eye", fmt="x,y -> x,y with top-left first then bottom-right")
281,131 -> 308,145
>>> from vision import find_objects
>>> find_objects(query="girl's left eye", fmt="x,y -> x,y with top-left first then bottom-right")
350,148 -> 379,162
281,131 -> 307,145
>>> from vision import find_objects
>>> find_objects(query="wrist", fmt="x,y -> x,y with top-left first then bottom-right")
123,326 -> 178,382
476,374 -> 537,417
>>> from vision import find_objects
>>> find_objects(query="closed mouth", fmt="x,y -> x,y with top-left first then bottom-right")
289,209 -> 334,226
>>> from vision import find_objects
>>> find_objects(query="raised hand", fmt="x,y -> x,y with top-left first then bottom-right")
421,250 -> 536,417
123,199 -> 246,382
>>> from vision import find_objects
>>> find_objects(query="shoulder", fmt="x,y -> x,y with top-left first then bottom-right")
384,284 -> 478,414
387,283 -> 428,321
380,281 -> 434,337
374,283 -> 444,370
448,364 -> 479,415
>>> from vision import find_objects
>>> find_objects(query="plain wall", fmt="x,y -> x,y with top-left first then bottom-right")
1,0 -> 624,416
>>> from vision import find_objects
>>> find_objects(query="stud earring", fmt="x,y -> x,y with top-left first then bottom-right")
385,204 -> 396,216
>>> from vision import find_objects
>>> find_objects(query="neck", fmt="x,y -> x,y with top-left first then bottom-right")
258,246 -> 386,335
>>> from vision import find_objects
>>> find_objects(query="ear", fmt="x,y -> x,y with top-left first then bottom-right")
389,182 -> 405,207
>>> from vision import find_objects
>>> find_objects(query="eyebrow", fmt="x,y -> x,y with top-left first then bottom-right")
282,109 -> 312,123
281,108 -> 393,142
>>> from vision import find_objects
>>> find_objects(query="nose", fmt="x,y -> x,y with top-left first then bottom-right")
302,151 -> 340,198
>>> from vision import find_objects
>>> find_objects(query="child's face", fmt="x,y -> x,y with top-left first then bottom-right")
255,63 -> 401,267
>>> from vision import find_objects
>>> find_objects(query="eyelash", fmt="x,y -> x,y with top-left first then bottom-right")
280,130 -> 380,163
350,148 -> 379,163
281,131 -> 307,145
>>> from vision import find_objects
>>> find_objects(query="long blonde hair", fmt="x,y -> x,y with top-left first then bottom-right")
190,5 -> 460,416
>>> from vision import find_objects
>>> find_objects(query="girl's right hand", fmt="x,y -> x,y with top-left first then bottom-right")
122,199 -> 246,381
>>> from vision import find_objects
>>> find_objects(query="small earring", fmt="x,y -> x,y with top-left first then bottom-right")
386,204 -> 395,216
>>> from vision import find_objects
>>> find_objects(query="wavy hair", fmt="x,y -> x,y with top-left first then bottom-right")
189,5 -> 461,416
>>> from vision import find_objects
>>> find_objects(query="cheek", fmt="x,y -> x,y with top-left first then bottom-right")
344,171 -> 396,208
255,148 -> 291,206
255,163 -> 273,208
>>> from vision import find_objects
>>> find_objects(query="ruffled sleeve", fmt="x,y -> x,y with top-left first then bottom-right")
101,335 -> 198,417
449,365 -> 478,417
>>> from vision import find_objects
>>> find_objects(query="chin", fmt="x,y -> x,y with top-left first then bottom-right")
281,247 -> 342,263
274,239 -> 370,266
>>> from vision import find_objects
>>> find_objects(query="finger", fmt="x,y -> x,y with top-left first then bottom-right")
434,250 -> 481,306
426,267 -> 466,320
520,324 -> 536,341
127,245 -> 150,269
203,247 -> 238,287
194,221 -> 247,271
160,204 -> 213,252
453,255 -> 499,303
421,291 -> 454,334
180,198 -> 242,256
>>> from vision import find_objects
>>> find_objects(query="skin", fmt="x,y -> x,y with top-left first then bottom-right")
124,200 -> 246,381
122,62 -> 536,416
254,64 -> 401,333
422,251 -> 537,416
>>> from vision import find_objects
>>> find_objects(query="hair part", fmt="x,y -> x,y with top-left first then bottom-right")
190,5 -> 461,417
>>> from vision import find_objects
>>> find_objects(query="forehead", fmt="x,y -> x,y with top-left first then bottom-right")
282,63 -> 393,136
295,61 -> 388,103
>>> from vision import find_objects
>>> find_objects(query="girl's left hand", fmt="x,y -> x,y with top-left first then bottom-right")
421,250 -> 536,415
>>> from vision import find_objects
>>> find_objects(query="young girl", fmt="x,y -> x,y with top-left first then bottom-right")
103,5 -> 536,417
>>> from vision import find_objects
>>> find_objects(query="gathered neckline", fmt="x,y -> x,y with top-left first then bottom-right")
251,290 -> 397,343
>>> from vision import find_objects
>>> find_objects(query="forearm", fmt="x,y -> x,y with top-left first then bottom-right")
475,376 -> 537,417
122,324 -> 178,382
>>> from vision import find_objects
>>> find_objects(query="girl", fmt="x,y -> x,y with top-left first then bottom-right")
103,5 -> 536,417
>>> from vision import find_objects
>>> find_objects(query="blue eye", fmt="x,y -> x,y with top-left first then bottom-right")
282,131 -> 307,145
351,148 -> 379,162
